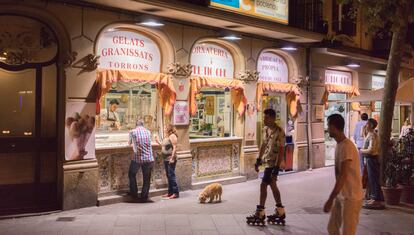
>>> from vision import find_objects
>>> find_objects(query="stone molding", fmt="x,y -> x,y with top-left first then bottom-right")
167,62 -> 193,78
236,70 -> 259,83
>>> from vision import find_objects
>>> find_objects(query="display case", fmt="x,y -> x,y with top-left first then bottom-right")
95,82 -> 162,148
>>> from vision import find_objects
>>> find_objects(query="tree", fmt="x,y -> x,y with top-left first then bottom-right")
340,0 -> 414,184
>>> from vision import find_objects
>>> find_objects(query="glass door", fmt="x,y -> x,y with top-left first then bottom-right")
0,66 -> 58,215
324,93 -> 348,166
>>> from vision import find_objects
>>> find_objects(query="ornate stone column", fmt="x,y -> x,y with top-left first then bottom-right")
236,70 -> 260,180
167,62 -> 193,190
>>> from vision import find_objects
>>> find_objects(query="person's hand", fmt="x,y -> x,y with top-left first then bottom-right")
169,158 -> 175,164
254,164 -> 259,173
323,198 -> 333,213
279,160 -> 286,170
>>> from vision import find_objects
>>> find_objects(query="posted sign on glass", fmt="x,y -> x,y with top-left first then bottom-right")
210,0 -> 288,24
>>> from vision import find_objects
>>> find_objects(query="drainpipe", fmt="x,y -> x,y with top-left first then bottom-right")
306,47 -> 314,170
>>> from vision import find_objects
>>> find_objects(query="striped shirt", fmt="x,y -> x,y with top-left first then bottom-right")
129,126 -> 154,163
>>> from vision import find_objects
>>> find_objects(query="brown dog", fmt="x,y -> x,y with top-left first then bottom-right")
198,183 -> 222,203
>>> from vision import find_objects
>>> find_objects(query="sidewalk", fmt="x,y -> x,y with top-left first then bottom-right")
1,167 -> 413,235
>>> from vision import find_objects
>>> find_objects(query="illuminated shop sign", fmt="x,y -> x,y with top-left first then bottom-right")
190,43 -> 234,78
97,30 -> 161,72
325,70 -> 352,86
372,75 -> 385,90
210,0 -> 289,24
257,52 -> 288,83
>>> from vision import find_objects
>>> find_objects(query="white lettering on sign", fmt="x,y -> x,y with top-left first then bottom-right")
97,30 -> 161,72
257,52 -> 288,83
190,43 -> 234,78
325,70 -> 352,86
372,75 -> 385,90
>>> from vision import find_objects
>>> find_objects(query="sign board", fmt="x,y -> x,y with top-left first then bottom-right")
257,52 -> 288,83
372,75 -> 385,90
325,70 -> 352,86
65,101 -> 96,161
210,0 -> 288,24
245,102 -> 257,141
173,101 -> 189,125
97,30 -> 161,72
191,43 -> 234,78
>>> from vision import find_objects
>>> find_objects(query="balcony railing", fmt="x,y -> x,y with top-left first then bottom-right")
289,0 -> 327,34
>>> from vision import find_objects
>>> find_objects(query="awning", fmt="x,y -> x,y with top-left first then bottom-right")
189,76 -> 247,116
346,77 -> 414,104
96,69 -> 176,116
256,81 -> 302,118
322,84 -> 360,110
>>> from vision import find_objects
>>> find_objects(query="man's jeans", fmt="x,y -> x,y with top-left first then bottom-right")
129,160 -> 154,199
164,161 -> 179,195
357,148 -> 364,174
366,157 -> 384,201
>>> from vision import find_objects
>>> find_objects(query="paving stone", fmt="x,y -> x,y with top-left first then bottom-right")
192,230 -> 220,235
115,215 -> 141,227
215,225 -> 245,235
189,215 -> 216,230
211,215 -> 238,226
112,226 -> 140,235
165,214 -> 190,226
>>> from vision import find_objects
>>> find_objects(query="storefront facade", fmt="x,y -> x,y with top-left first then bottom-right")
0,1 -> 315,214
309,49 -> 404,168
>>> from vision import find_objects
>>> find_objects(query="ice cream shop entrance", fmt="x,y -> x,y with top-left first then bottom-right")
0,15 -> 59,215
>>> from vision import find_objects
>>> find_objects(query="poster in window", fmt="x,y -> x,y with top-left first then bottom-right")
65,101 -> 96,161
245,102 -> 257,141
173,101 -> 189,126
205,96 -> 215,115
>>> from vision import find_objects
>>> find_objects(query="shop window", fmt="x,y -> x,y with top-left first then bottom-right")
189,88 -> 232,138
0,69 -> 36,137
96,81 -> 160,146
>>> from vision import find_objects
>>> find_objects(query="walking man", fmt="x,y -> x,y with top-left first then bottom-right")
128,120 -> 155,203
324,114 -> 364,235
246,109 -> 286,226
353,113 -> 368,173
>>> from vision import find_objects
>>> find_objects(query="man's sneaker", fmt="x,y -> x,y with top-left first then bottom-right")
363,200 -> 385,210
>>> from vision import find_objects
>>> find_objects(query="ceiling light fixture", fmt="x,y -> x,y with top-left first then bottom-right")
281,46 -> 298,51
346,61 -> 360,68
220,35 -> 242,41
140,20 -> 164,27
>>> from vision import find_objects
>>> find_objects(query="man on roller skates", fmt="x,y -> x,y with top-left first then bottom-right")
246,109 -> 286,226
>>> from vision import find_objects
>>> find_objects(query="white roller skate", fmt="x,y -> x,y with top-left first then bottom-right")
267,205 -> 286,226
246,206 -> 266,226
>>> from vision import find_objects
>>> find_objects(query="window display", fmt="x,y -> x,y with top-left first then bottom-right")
96,81 -> 160,147
189,88 -> 232,138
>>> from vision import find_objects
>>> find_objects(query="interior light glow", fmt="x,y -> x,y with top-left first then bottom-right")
220,35 -> 242,41
140,21 -> 164,27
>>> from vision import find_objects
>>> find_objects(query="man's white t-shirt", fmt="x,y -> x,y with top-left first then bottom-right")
334,138 -> 364,201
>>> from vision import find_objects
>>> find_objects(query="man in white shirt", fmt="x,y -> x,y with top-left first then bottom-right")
324,114 -> 364,235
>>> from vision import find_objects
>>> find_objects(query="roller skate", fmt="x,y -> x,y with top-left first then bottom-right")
267,204 -> 286,226
246,205 -> 266,226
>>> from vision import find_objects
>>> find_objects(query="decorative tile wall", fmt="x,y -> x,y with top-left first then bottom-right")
96,147 -> 166,195
191,140 -> 241,178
